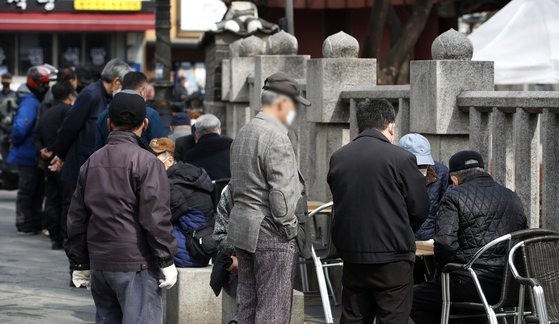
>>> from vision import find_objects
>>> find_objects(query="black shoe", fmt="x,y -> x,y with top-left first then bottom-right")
51,241 -> 64,250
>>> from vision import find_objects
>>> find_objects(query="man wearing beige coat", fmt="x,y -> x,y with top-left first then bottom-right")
228,72 -> 311,324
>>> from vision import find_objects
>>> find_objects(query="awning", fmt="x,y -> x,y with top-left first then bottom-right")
0,12 -> 154,31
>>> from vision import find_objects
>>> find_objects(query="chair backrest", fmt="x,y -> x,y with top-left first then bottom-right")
521,235 -> 559,321
308,202 -> 338,260
495,228 -> 557,308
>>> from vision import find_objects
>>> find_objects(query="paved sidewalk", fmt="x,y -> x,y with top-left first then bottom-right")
0,190 -> 95,324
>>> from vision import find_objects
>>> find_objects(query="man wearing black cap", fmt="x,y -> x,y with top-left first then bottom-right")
411,150 -> 526,324
65,91 -> 178,324
228,72 -> 311,323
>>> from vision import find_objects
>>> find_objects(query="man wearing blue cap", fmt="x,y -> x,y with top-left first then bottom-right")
399,133 -> 449,240
168,112 -> 191,142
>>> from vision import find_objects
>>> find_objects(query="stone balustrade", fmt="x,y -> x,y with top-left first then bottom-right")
457,91 -> 559,230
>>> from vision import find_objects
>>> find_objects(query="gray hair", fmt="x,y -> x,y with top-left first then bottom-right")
450,167 -> 486,184
101,58 -> 132,83
195,114 -> 221,136
260,89 -> 289,106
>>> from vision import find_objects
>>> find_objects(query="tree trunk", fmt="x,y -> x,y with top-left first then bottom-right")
379,0 -> 434,84
362,0 -> 390,58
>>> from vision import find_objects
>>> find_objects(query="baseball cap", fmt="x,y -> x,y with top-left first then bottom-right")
149,137 -> 175,154
109,91 -> 146,127
171,112 -> 191,126
449,150 -> 484,173
263,72 -> 311,107
399,133 -> 434,166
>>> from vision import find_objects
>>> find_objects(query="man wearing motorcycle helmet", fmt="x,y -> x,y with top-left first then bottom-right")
8,64 -> 55,234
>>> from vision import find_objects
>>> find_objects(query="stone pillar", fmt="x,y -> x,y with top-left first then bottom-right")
251,31 -> 310,114
542,110 -> 559,231
248,31 -> 311,167
410,29 -> 494,164
222,36 -> 265,137
306,31 -> 376,201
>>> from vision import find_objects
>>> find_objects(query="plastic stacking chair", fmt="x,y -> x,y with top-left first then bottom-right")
441,229 -> 557,324
308,201 -> 342,324
509,234 -> 559,324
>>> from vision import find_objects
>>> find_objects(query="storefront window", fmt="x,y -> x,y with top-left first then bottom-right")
59,34 -> 82,67
85,34 -> 111,67
18,33 -> 53,73
0,33 -> 15,75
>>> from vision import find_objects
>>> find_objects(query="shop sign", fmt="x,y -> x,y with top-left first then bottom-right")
74,0 -> 141,11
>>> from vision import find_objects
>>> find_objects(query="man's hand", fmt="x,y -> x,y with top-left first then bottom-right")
72,270 -> 91,289
48,156 -> 64,172
39,148 -> 53,160
227,256 -> 238,275
159,264 -> 178,289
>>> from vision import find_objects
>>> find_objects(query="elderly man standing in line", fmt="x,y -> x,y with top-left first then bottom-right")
328,99 -> 429,323
229,72 -> 311,323
176,114 -> 232,180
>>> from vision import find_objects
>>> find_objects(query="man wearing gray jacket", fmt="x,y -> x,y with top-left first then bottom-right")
228,72 -> 311,324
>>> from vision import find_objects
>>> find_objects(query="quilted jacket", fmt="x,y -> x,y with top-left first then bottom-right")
434,173 -> 527,270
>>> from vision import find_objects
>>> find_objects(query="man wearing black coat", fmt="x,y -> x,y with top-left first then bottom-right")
176,114 -> 232,180
410,151 -> 526,324
328,99 -> 429,324
33,81 -> 75,249
49,58 -> 132,187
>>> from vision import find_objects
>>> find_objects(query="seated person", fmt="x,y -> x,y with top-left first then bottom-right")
399,133 -> 449,240
96,72 -> 167,150
411,150 -> 527,324
176,114 -> 232,180
149,137 -> 214,267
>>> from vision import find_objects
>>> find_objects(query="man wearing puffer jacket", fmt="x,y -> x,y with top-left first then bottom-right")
149,137 -> 215,267
411,150 -> 527,324
9,65 -> 54,234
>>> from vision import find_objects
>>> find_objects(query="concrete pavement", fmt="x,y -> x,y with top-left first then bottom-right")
0,190 -> 95,324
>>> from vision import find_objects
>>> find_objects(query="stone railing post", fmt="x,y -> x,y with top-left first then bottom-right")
221,36 -> 265,138
305,31 -> 376,201
491,108 -> 516,188
410,29 -> 494,164
542,109 -> 559,231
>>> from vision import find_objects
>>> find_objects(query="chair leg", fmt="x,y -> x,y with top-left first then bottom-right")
323,266 -> 339,306
532,286 -> 549,324
516,285 -> 525,324
299,257 -> 309,293
312,247 -> 334,324
441,272 -> 451,324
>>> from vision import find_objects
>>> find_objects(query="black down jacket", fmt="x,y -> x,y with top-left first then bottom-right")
434,173 -> 527,271
167,161 -> 215,222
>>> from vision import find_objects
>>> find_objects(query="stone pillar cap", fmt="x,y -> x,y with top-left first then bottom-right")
266,30 -> 299,55
431,28 -> 473,60
322,31 -> 360,58
239,35 -> 266,57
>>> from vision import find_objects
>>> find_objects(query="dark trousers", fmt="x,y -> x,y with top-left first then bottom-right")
91,269 -> 162,324
410,271 -> 502,324
340,261 -> 414,324
15,165 -> 44,232
236,221 -> 298,324
44,170 -> 72,243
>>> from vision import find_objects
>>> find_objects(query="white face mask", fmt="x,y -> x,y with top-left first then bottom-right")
285,110 -> 297,127
112,87 -> 121,97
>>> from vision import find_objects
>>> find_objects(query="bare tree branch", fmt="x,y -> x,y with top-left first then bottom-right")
362,0 -> 390,58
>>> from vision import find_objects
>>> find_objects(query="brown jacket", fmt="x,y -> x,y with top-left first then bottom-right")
65,131 -> 177,271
